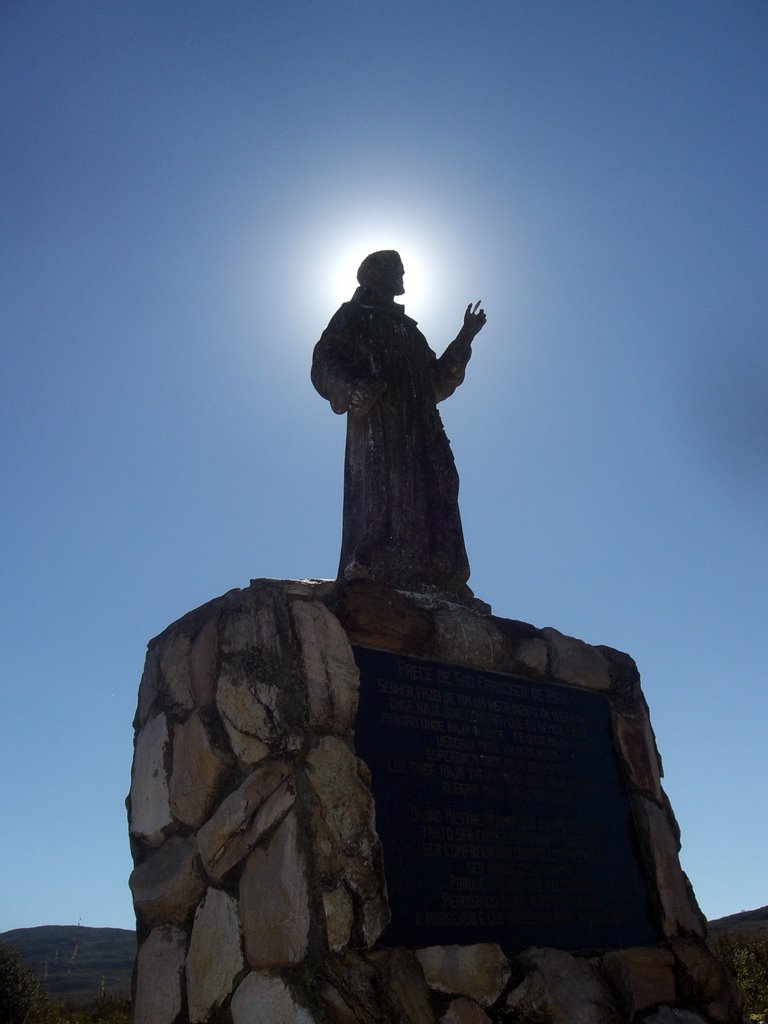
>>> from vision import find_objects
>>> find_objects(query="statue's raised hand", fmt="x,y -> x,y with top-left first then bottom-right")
462,300 -> 487,341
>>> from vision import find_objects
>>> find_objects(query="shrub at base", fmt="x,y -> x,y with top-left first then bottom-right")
0,942 -> 40,1024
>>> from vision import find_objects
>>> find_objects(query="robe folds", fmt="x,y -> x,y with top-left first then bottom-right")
311,286 -> 473,595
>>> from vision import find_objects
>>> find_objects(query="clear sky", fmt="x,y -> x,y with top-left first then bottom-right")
1,1 -> 766,933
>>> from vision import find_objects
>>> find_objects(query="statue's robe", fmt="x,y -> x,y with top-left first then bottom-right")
311,286 -> 472,595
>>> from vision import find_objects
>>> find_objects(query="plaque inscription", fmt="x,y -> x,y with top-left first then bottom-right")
353,646 -> 659,951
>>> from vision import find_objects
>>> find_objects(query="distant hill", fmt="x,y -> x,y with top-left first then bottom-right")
708,905 -> 768,944
0,925 -> 135,1001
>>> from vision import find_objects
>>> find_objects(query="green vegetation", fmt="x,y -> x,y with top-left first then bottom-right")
29,994 -> 130,1024
711,933 -> 768,1022
1,942 -> 41,1024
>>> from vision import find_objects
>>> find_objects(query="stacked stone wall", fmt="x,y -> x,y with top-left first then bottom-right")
127,578 -> 742,1024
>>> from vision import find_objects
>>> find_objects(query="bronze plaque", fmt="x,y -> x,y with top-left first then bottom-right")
353,646 -> 659,951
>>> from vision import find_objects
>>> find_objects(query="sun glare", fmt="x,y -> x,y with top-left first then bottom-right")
249,186 -> 499,370
297,204 -> 462,335
324,233 -> 429,309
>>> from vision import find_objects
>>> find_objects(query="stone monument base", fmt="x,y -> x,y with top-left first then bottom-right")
127,578 -> 742,1024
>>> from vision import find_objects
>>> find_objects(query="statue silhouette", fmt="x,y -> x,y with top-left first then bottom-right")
312,250 -> 486,598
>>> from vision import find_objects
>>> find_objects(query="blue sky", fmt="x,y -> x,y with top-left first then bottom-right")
1,1 -> 766,932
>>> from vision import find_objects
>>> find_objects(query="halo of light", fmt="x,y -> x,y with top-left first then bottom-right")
233,177 -> 508,376
302,209 -> 457,334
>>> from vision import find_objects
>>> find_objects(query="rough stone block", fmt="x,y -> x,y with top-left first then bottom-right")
366,948 -> 435,1024
134,647 -> 160,729
319,950 -> 432,1024
291,599 -> 359,732
189,614 -> 219,706
431,608 -> 506,669
197,756 -> 295,883
323,886 -> 354,952
231,971 -> 316,1024
129,713 -> 173,846
542,627 -> 611,690
129,835 -> 206,926
218,596 -> 284,677
439,997 -> 493,1024
636,797 -> 706,939
133,924 -> 186,1024
169,712 -> 232,827
596,644 -> 642,703
415,943 -> 510,1006
490,616 -> 549,676
160,631 -> 195,713
186,888 -> 244,1023
513,636 -> 548,676
239,810 -> 310,967
600,945 -> 676,1017
317,981 -> 360,1024
216,669 -> 282,764
641,1010 -> 709,1024
306,736 -> 388,947
670,938 -> 745,1024
505,947 -> 617,1024
615,708 -> 663,800
333,579 -> 433,653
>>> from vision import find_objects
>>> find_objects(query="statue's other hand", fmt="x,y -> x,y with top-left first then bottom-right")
348,377 -> 385,416
462,300 -> 487,340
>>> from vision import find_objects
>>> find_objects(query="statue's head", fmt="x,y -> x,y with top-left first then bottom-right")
357,250 -> 405,297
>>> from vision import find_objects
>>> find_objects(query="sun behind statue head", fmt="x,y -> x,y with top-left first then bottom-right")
357,251 -> 405,299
